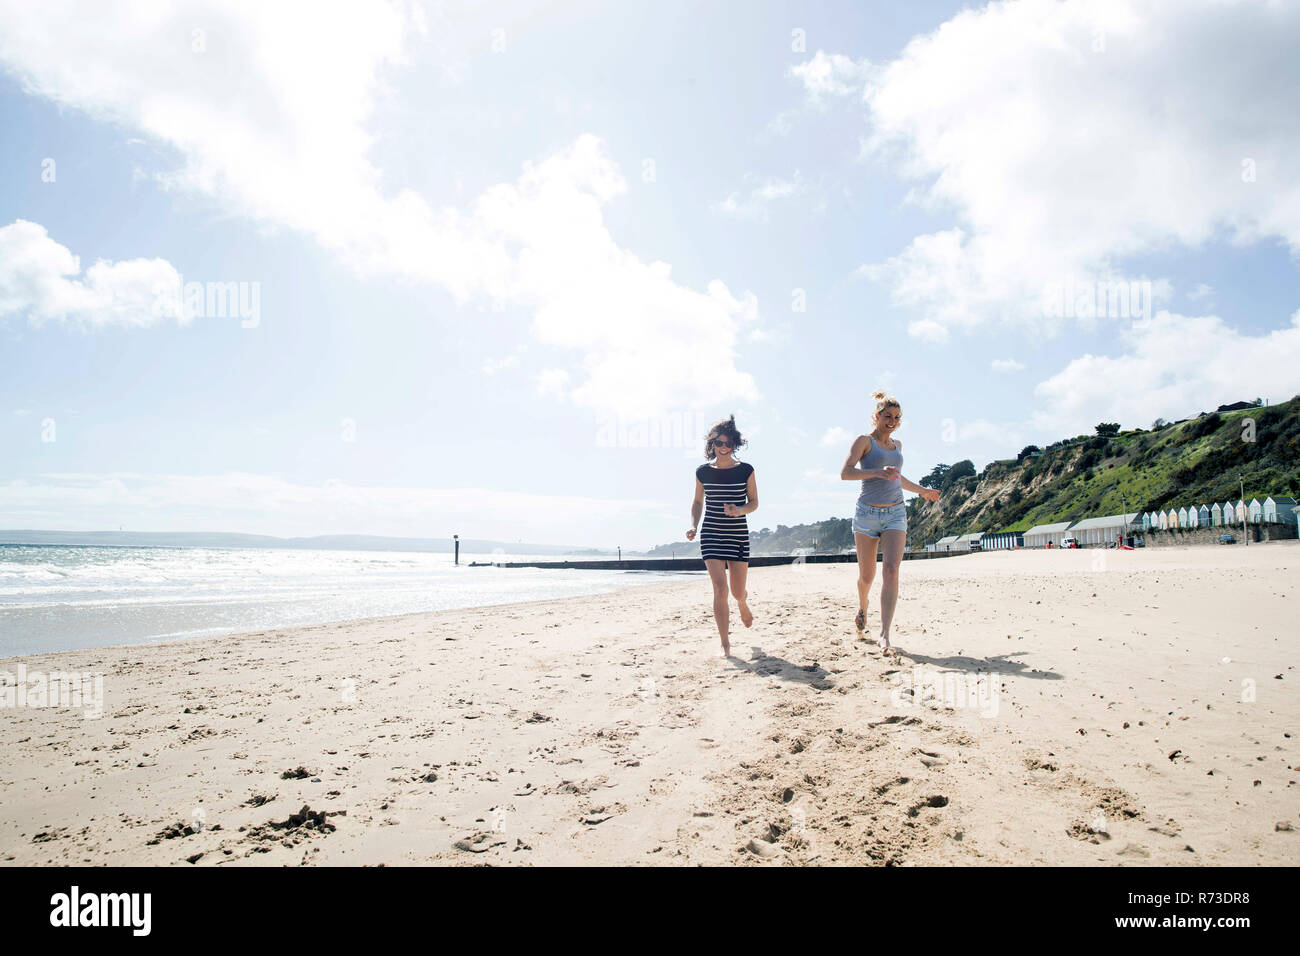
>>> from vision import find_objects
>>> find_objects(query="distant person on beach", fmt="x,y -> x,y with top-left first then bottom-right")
840,390 -> 940,655
686,415 -> 758,657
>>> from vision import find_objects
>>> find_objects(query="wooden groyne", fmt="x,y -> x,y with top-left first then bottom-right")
467,551 -> 963,570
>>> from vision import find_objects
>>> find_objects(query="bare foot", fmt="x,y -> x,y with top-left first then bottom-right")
855,608 -> 868,640
738,601 -> 753,628
879,633 -> 894,655
720,640 -> 731,658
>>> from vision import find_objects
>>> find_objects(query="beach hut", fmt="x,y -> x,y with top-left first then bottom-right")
1186,506 -> 1199,529
1178,507 -> 1190,527
1197,504 -> 1211,527
983,532 -> 1024,550
957,532 -> 984,552
1140,513 -> 1151,531
1158,511 -> 1168,530
935,534 -> 960,553
925,542 -> 937,553
1263,496 -> 1296,524
1070,513 -> 1138,546
1024,521 -> 1075,548
1248,498 -> 1263,524
1210,503 -> 1224,526
1233,500 -> 1247,524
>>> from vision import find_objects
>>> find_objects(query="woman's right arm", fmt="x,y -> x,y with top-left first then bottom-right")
841,435 -> 882,480
686,478 -> 704,540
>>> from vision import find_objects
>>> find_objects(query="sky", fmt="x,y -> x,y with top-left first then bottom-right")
1,0 -> 1299,549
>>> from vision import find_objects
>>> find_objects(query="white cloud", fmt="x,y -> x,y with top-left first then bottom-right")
820,426 -> 853,446
0,471 -> 667,543
713,172 -> 810,222
1032,309 -> 1300,435
825,0 -> 1300,339
0,220 -> 184,330
991,358 -> 1025,372
929,308 -> 1300,454
536,368 -> 569,397
481,350 -> 523,375
0,2 -> 758,417
906,317 -> 950,344
789,51 -> 873,106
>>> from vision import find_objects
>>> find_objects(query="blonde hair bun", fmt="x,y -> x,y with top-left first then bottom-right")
872,390 -> 900,422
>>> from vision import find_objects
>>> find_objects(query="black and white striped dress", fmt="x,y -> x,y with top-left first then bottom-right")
697,461 -> 753,563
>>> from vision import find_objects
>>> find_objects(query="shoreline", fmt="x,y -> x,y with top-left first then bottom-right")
2,544 -> 1296,866
0,576 -> 701,665
0,561 -> 696,665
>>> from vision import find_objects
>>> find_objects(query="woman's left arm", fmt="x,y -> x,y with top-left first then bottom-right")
900,475 -> 940,501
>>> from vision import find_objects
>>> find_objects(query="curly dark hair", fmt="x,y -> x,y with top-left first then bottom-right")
703,415 -> 746,461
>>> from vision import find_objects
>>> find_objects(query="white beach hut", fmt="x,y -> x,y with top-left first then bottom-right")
1158,511 -> 1168,530
1141,513 -> 1152,531
1178,507 -> 1190,527
1248,498 -> 1263,524
1185,506 -> 1199,529
1024,521 -> 1075,548
1263,496 -> 1296,524
935,534 -> 960,553
1211,502 -> 1224,526
1071,513 -> 1138,545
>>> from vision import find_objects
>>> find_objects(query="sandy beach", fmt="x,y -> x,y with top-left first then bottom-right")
1,544 -> 1296,866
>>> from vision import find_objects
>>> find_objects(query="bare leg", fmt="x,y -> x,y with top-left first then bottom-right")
878,529 -> 906,653
705,559 -> 730,656
729,561 -> 752,627
854,532 -> 879,639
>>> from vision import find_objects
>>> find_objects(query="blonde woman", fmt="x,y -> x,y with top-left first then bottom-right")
839,390 -> 940,655
686,415 -> 758,657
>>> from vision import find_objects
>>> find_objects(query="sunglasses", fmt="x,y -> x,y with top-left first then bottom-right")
711,439 -> 734,448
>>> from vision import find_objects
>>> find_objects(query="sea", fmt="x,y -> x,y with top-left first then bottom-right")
0,544 -> 695,658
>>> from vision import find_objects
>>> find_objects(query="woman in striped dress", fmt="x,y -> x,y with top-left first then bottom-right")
686,416 -> 759,657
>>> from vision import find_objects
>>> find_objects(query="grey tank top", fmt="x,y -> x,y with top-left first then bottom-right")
858,436 -> 903,504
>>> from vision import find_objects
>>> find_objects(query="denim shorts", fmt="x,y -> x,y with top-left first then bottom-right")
852,501 -> 907,537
